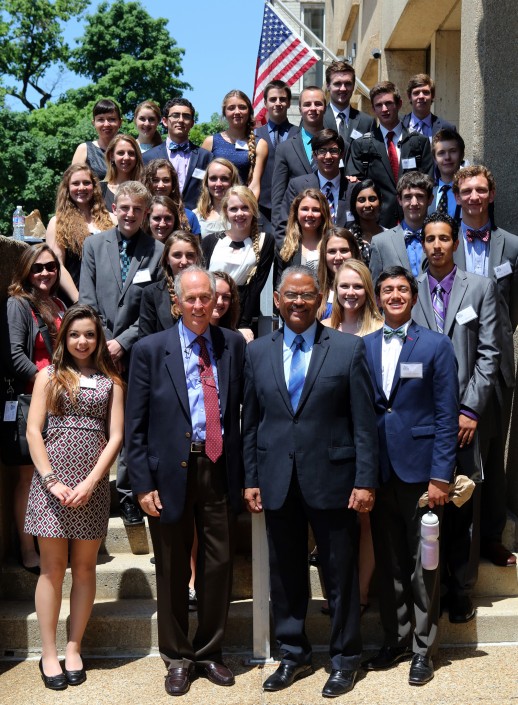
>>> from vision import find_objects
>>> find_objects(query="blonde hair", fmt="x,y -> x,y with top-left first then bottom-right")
221,185 -> 261,285
280,188 -> 331,262
330,260 -> 383,335
104,134 -> 143,183
317,227 -> 361,319
134,100 -> 163,147
222,90 -> 256,185
196,158 -> 240,218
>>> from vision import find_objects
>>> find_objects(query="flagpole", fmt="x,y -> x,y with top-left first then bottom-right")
267,0 -> 371,100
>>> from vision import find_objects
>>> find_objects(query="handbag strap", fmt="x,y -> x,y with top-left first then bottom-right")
28,302 -> 54,358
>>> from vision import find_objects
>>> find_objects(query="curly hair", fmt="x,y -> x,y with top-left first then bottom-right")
222,90 -> 257,185
329,260 -> 383,335
196,158 -> 240,219
141,159 -> 189,228
280,188 -> 331,263
104,134 -> 143,184
221,185 -> 261,285
54,164 -> 113,257
213,270 -> 240,331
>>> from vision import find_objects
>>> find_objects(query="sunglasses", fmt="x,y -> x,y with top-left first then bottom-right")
30,261 -> 58,274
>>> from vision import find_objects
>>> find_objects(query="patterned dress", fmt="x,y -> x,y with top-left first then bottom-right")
24,368 -> 113,540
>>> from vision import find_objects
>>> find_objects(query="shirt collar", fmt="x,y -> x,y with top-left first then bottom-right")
379,122 -> 403,141
401,220 -> 421,236
179,319 -> 212,348
317,171 -> 341,189
301,126 -> 314,147
283,320 -> 317,350
166,137 -> 190,151
411,112 -> 432,128
383,320 -> 411,335
438,177 -> 453,188
461,219 -> 492,237
267,118 -> 290,132
116,228 -> 140,246
330,103 -> 350,120
428,265 -> 457,295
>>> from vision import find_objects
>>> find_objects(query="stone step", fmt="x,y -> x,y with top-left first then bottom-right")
2,596 -> 518,658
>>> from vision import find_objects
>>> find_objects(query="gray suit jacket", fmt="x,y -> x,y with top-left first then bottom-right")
271,130 -> 313,228
369,226 -> 426,285
323,104 -> 376,140
453,227 -> 518,388
79,228 -> 164,362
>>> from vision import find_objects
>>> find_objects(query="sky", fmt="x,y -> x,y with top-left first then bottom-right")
58,0 -> 267,122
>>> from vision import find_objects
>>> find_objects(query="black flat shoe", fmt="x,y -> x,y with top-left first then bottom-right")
39,658 -> 67,690
65,663 -> 87,686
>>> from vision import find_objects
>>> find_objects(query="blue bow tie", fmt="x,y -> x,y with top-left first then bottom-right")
170,142 -> 190,153
404,228 -> 422,244
383,326 -> 406,341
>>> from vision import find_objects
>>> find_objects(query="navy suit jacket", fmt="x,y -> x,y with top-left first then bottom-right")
255,122 -> 298,212
401,112 -> 457,135
363,321 -> 459,485
323,104 -> 376,139
125,324 -> 246,523
142,141 -> 212,210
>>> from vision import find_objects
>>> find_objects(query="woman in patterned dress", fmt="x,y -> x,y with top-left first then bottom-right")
25,304 -> 124,690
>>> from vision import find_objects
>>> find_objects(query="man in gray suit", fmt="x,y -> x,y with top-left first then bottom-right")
452,165 -> 518,567
322,60 -> 376,141
79,181 -> 164,525
369,171 -> 434,284
412,212 -> 501,622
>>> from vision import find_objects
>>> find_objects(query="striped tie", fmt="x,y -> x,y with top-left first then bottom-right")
288,335 -> 306,411
324,181 -> 336,223
432,284 -> 445,333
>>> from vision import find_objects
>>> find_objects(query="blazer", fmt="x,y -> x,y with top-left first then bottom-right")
271,131 -> 312,226
346,126 -> 434,228
323,104 -> 376,140
453,227 -> 518,388
363,321 -> 459,484
369,225 -> 426,285
1,297 -> 41,384
401,112 -> 457,135
138,279 -> 176,338
413,269 -> 501,415
142,141 -> 213,210
79,228 -> 163,361
255,122 -> 298,212
276,171 -> 355,249
242,322 -> 379,511
125,324 -> 246,523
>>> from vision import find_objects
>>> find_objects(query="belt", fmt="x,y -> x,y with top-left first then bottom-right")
190,441 -> 206,454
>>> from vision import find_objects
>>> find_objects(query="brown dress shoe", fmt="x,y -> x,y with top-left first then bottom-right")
165,665 -> 194,696
196,661 -> 235,686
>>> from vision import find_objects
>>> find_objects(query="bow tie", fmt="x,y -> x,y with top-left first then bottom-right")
404,229 -> 422,244
466,227 -> 491,243
383,325 -> 407,341
229,240 -> 245,249
170,142 -> 190,153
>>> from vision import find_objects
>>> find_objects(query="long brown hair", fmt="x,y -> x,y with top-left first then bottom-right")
46,304 -> 123,415
222,90 -> 256,185
317,227 -> 361,319
134,100 -> 163,147
141,159 -> 189,228
147,195 -> 190,239
104,134 -> 143,183
330,260 -> 383,335
221,185 -> 261,285
213,271 -> 240,330
161,231 -> 204,318
8,244 -> 62,337
280,189 -> 331,262
54,163 -> 113,257
196,157 -> 240,218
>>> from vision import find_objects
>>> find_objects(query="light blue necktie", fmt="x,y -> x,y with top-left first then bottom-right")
288,335 -> 306,411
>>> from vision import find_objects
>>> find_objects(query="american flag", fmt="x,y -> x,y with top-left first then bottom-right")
253,2 -> 319,124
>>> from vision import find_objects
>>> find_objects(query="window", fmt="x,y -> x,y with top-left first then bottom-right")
302,5 -> 324,88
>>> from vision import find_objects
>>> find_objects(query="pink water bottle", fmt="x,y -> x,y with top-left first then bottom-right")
421,511 -> 440,570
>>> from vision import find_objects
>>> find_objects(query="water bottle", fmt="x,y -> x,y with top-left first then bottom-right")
12,205 -> 25,241
421,511 -> 440,570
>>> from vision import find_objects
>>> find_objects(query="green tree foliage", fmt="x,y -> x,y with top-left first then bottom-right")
189,112 -> 227,147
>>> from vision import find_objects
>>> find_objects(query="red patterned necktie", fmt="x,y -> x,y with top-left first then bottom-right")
386,131 -> 399,183
196,336 -> 222,462
466,227 -> 491,243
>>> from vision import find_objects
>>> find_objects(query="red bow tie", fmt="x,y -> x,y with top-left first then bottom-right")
466,227 -> 491,243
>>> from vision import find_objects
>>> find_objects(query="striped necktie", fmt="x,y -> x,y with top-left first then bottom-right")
432,284 -> 445,333
196,336 -> 222,462
324,181 -> 336,223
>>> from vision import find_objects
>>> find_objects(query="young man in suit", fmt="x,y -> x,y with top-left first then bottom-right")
401,74 -> 457,138
322,60 -> 376,141
243,265 -> 378,698
79,181 -> 164,525
347,81 -> 434,228
125,267 -> 246,696
428,129 -> 465,219
255,80 -> 298,225
413,212 -> 501,622
369,171 -> 434,284
452,165 -> 518,567
363,266 -> 459,685
142,98 -> 212,210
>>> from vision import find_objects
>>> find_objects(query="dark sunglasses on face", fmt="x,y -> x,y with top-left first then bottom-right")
30,261 -> 58,274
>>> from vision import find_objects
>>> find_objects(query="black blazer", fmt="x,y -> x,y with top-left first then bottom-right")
401,112 -> 457,135
138,279 -> 176,338
323,104 -> 376,139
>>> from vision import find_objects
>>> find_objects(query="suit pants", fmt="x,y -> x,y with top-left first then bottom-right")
148,453 -> 236,669
441,485 -> 481,597
264,471 -> 362,670
370,473 -> 443,658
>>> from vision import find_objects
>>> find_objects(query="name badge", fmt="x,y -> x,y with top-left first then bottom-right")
133,268 -> 152,284
339,159 -> 345,169
402,157 -> 417,169
345,211 -> 354,223
3,400 -> 18,422
80,377 -> 97,389
494,261 -> 512,279
350,128 -> 363,140
400,362 -> 423,379
456,305 -> 478,325
193,168 -> 205,180
235,140 -> 248,151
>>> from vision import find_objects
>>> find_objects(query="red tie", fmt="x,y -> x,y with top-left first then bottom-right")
196,336 -> 223,462
386,131 -> 399,183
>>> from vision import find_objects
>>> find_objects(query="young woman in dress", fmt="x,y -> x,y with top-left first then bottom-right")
101,134 -> 143,211
1,245 -> 65,572
349,178 -> 384,265
210,271 -> 240,331
25,304 -> 124,690
194,158 -> 240,237
142,159 -> 200,233
201,90 -> 268,199
202,185 -> 275,341
322,260 -> 383,612
46,164 -> 114,304
317,227 -> 361,320
133,100 -> 163,153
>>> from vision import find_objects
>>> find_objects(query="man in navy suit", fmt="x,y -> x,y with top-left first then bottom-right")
323,60 -> 376,141
401,74 -> 457,138
255,80 -> 298,225
125,266 -> 246,696
243,265 -> 378,698
363,266 -> 459,685
143,98 -> 212,210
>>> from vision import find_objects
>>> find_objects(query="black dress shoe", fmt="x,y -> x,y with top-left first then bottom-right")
165,665 -> 194,696
408,654 -> 434,685
65,665 -> 87,686
322,669 -> 357,697
39,658 -> 67,690
120,499 -> 144,526
362,645 -> 412,671
263,663 -> 313,691
449,594 -> 476,623
196,661 -> 235,686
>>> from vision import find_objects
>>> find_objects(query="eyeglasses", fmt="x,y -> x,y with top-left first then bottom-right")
167,112 -> 193,121
315,147 -> 341,156
30,261 -> 58,274
282,291 -> 318,302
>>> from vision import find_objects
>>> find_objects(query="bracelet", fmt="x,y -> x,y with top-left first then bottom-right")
45,479 -> 58,490
41,473 -> 57,487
